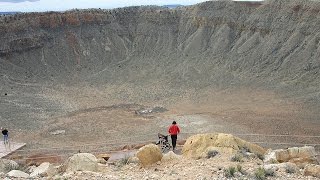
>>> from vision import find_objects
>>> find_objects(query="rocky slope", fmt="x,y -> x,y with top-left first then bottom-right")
0,0 -> 319,148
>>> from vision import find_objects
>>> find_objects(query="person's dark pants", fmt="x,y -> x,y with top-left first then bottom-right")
3,135 -> 8,144
171,135 -> 177,150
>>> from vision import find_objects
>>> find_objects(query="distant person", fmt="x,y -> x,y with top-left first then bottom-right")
1,127 -> 8,144
168,121 -> 180,151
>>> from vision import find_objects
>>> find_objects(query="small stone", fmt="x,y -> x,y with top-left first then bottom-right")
150,174 -> 159,179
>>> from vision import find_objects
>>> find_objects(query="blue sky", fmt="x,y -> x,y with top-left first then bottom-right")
0,0 -> 262,12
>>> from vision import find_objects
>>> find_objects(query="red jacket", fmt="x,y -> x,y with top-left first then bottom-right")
168,124 -> 180,135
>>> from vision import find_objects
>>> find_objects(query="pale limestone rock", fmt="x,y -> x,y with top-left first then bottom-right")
30,162 -> 57,177
304,164 -> 320,178
66,153 -> 98,172
182,133 -> 266,158
264,164 -> 279,172
161,151 -> 182,162
264,146 -> 318,168
136,144 -> 163,167
27,165 -> 37,173
288,146 -> 319,168
7,170 -> 29,178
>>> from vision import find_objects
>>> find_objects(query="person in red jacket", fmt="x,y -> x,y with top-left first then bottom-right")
168,121 -> 180,151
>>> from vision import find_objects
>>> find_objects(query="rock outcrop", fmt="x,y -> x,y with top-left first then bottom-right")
304,164 -> 320,178
264,146 -> 319,168
182,133 -> 266,158
136,144 -> 163,167
66,153 -> 98,172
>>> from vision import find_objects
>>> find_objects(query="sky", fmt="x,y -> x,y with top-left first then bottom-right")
0,0 -> 262,12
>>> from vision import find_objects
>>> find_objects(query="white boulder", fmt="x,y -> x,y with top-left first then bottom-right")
7,170 -> 29,178
30,162 -> 57,177
161,151 -> 182,162
66,153 -> 98,172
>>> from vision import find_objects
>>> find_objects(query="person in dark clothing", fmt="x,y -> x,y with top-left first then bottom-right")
1,128 -> 8,144
168,121 -> 180,151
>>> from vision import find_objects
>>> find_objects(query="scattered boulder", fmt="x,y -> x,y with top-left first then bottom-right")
136,144 -> 163,167
304,164 -> 320,178
7,170 -> 29,178
161,151 -> 182,162
264,146 -> 318,168
66,153 -> 98,172
30,162 -> 57,177
0,159 -> 19,173
182,133 -> 266,158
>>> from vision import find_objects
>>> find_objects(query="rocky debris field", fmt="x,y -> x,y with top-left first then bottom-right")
0,133 -> 319,179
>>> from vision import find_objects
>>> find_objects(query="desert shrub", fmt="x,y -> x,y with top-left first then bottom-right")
16,165 -> 28,172
270,159 -> 278,164
256,153 -> 264,160
224,166 -> 236,178
254,167 -> 266,180
241,147 -> 251,154
4,163 -> 17,172
206,150 -> 219,159
231,154 -> 243,162
4,162 -> 27,173
265,168 -> 275,177
243,146 -> 251,152
236,164 -> 247,175
285,165 -> 296,174
117,154 -> 130,167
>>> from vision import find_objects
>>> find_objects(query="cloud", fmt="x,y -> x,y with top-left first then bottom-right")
0,0 -> 39,3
